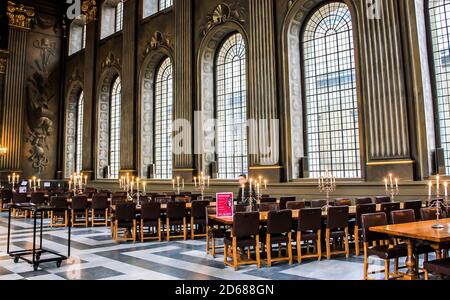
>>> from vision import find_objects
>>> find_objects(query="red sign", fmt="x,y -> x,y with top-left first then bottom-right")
216,192 -> 234,217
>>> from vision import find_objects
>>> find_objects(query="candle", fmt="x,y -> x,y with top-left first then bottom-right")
207,176 -> 210,187
428,181 -> 432,197
444,181 -> 449,197
395,178 -> 398,191
8,175 -> 10,183
242,184 -> 245,200
384,178 -> 388,191
194,177 -> 197,187
437,175 -> 440,195
29,179 -> 32,188
143,182 -> 146,194
85,175 -> 87,185
69,180 -> 72,191
182,179 -> 185,189
259,176 -> 262,185
37,179 -> 41,188
389,173 -> 393,188
172,179 -> 175,189
264,179 -> 267,190
249,178 -> 253,194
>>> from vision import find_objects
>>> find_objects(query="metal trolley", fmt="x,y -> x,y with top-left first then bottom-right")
7,204 -> 71,271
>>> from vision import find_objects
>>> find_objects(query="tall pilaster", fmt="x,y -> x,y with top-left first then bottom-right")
81,0 -> 97,180
0,1 -> 34,175
120,0 -> 137,175
355,0 -> 413,180
248,0 -> 280,181
173,0 -> 194,180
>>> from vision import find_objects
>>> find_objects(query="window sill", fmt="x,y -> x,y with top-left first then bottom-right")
141,6 -> 174,24
99,30 -> 123,43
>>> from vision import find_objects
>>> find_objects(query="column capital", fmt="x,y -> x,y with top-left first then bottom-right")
6,1 -> 35,30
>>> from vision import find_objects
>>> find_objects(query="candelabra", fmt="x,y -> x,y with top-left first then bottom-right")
119,175 -> 147,205
318,170 -> 336,210
194,173 -> 210,201
29,176 -> 41,192
172,176 -> 185,195
69,173 -> 87,196
240,177 -> 268,212
427,175 -> 448,229
8,173 -> 20,192
384,173 -> 400,202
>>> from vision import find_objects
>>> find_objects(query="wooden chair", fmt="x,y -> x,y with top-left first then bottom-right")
295,208 -> 322,263
259,202 -> 280,212
261,210 -> 293,267
113,203 -> 137,242
224,212 -> 261,270
403,200 -> 423,221
166,202 -> 187,241
12,193 -> 29,218
325,206 -> 350,259
260,197 -> 277,204
49,196 -> 69,228
335,199 -> 352,207
354,204 -> 376,256
190,200 -> 210,239
421,207 -> 438,221
286,201 -> 306,210
0,189 -> 13,212
361,212 -> 407,280
424,258 -> 450,280
279,197 -> 296,210
140,202 -> 162,241
380,202 -> 401,224
375,196 -> 391,204
355,197 -> 373,205
71,195 -> 89,227
311,199 -> 328,208
25,192 -> 46,218
91,194 -> 109,227
206,206 -> 228,257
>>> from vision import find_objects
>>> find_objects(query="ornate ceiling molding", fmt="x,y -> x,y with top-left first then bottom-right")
202,3 -> 245,37
81,0 -> 97,24
6,1 -> 35,30
143,31 -> 173,56
101,52 -> 121,70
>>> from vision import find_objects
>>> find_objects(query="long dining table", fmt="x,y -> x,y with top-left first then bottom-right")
370,218 -> 450,280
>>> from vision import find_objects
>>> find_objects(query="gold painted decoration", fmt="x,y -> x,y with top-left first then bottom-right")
6,1 -> 35,30
143,31 -> 173,56
202,3 -> 245,36
81,0 -> 97,23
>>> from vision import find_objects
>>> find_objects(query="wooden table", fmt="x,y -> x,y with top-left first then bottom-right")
370,218 -> 450,280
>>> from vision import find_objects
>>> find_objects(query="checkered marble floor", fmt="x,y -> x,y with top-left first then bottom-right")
0,212 -> 439,280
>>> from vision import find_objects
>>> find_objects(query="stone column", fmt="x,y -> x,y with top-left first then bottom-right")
81,0 -> 97,180
120,0 -> 137,176
173,0 -> 194,180
0,1 -> 34,177
354,0 -> 413,181
247,0 -> 281,181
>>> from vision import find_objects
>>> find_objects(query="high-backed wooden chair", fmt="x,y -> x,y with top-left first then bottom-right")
71,195 -> 89,227
261,210 -> 293,267
224,212 -> 261,270
259,202 -> 280,212
286,201 -> 306,210
380,202 -> 401,224
361,213 -> 407,280
91,194 -> 109,227
295,208 -> 322,263
355,197 -> 373,205
49,196 -> 69,228
12,193 -> 29,218
140,202 -> 162,242
1,189 -> 13,212
311,199 -> 328,208
354,204 -> 376,256
325,206 -> 350,259
279,197 -> 296,210
375,196 -> 391,204
113,203 -> 137,242
206,206 -> 228,258
403,200 -> 423,221
190,200 -> 210,239
166,202 -> 187,241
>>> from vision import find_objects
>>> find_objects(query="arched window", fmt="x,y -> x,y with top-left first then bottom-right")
154,57 -> 173,179
75,92 -> 84,173
302,2 -> 361,179
101,0 -> 123,39
428,0 -> 450,174
215,33 -> 248,179
68,16 -> 86,55
110,76 -> 121,179
143,0 -> 173,18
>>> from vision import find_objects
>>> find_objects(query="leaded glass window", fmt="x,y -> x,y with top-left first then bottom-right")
159,0 -> 172,11
115,1 -> 123,32
215,33 -> 248,179
154,58 -> 173,180
428,0 -> 450,174
303,2 -> 361,178
110,76 -> 121,179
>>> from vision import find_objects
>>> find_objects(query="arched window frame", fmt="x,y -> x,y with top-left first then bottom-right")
300,1 -> 362,179
426,0 -> 450,175
214,32 -> 248,180
153,57 -> 173,180
75,91 -> 84,174
109,76 -> 121,179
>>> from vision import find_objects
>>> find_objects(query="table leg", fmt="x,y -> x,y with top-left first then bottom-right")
404,239 -> 418,280
431,244 -> 442,260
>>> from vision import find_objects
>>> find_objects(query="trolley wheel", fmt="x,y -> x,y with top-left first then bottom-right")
14,256 -> 19,263
36,253 -> 41,260
56,260 -> 62,268
33,264 -> 39,271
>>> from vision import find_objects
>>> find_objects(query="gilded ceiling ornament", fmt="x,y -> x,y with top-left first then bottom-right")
81,0 -> 97,24
143,31 -> 173,56
202,3 -> 245,36
6,1 -> 35,30
102,52 -> 121,70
